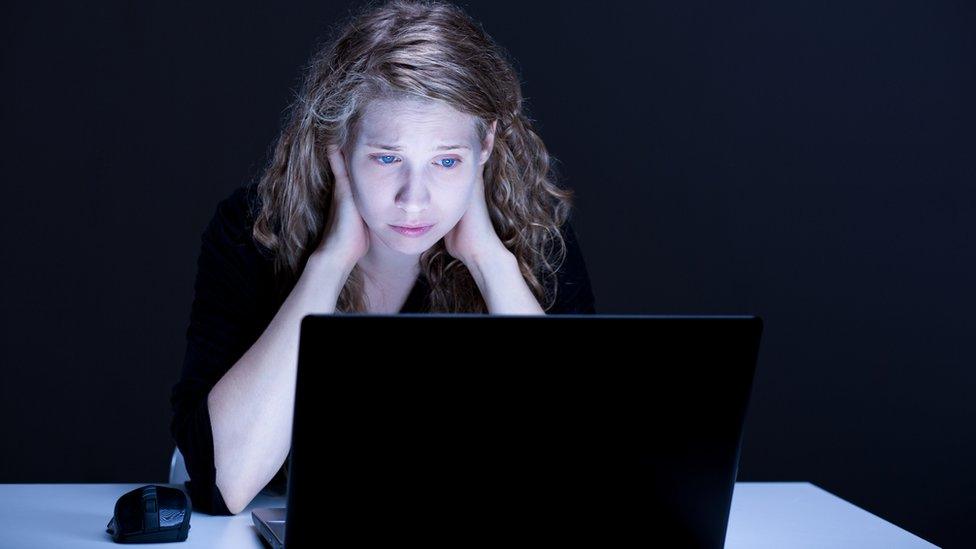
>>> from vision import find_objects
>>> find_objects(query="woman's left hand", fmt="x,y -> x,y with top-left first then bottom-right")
444,170 -> 508,266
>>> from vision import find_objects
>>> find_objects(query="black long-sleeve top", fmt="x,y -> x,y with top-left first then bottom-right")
169,182 -> 597,515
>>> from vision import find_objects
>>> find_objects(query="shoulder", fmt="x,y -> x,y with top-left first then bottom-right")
200,182 -> 281,264
554,220 -> 588,278
205,183 -> 262,245
547,220 -> 597,314
193,183 -> 281,301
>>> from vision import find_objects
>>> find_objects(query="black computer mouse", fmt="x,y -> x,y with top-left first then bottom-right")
106,484 -> 191,543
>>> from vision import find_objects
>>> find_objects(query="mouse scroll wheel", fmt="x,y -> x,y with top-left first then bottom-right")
142,486 -> 160,530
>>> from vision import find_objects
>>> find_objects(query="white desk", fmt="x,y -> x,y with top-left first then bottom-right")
0,482 -> 937,548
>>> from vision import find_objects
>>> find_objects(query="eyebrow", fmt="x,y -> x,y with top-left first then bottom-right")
364,142 -> 470,151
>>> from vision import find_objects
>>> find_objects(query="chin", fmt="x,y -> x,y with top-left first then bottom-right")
384,231 -> 435,254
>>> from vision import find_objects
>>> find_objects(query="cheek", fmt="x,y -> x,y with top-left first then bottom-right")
349,187 -> 382,223
348,171 -> 384,214
436,185 -> 475,218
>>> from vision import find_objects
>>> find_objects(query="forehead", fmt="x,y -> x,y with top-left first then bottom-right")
357,98 -> 477,145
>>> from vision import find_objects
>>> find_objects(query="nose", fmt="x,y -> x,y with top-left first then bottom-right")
394,166 -> 431,213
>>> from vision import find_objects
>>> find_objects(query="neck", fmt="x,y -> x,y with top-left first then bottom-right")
357,237 -> 422,287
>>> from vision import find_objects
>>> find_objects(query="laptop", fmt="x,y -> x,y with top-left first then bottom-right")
253,313 -> 763,548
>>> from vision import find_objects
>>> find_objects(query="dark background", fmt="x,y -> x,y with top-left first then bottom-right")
1,1 -> 971,546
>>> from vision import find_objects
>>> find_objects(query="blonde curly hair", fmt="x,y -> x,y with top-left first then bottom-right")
252,0 -> 575,313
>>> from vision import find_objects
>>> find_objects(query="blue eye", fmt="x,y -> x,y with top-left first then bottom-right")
371,155 -> 461,169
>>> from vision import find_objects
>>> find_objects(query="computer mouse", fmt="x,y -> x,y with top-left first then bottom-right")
106,484 -> 191,543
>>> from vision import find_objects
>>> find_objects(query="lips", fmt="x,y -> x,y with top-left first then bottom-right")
390,224 -> 435,237
393,223 -> 433,229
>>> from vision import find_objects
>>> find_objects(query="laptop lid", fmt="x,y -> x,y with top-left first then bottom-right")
283,314 -> 763,548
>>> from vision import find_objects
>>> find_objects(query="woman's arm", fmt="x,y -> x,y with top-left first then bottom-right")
466,249 -> 546,314
466,221 -> 596,315
207,251 -> 350,515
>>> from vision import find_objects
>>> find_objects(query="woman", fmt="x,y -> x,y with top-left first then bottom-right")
170,0 -> 596,516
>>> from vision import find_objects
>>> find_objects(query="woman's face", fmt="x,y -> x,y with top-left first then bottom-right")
345,97 -> 494,257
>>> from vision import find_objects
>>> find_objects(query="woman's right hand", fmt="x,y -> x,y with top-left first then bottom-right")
315,144 -> 371,271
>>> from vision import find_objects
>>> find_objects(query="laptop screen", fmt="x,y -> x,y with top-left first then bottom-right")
284,314 -> 762,548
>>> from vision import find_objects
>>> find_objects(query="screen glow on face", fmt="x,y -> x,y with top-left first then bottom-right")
344,98 -> 487,256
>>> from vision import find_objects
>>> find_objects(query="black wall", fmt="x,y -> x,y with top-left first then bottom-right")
1,1 -> 971,546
